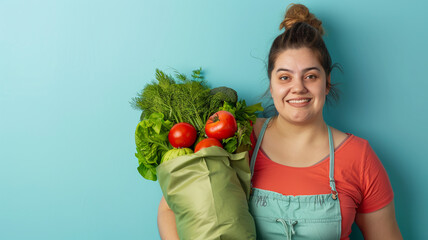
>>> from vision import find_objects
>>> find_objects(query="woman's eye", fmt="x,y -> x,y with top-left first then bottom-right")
279,76 -> 290,81
306,74 -> 317,80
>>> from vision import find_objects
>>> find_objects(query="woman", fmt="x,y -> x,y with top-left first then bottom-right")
158,3 -> 402,239
248,3 -> 402,239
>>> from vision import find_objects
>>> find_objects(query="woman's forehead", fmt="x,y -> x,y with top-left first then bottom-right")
274,48 -> 322,70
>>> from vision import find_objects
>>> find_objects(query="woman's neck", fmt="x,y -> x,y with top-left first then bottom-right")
271,115 -> 328,144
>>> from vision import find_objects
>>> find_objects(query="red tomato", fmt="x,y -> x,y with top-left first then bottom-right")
205,110 -> 237,140
194,138 -> 223,152
168,122 -> 197,148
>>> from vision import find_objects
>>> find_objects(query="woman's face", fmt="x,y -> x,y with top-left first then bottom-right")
270,47 -> 330,125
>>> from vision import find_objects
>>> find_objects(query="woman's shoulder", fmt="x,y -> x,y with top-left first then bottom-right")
253,118 -> 268,139
337,131 -> 370,149
330,127 -> 352,149
333,129 -> 374,159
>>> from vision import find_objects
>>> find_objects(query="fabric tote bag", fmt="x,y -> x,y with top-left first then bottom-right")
157,146 -> 256,240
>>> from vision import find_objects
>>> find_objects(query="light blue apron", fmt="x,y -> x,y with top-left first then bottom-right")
249,118 -> 342,240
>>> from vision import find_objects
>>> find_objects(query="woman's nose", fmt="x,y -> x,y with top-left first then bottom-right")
291,79 -> 307,93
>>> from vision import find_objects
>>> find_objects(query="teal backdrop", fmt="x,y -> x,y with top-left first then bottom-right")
1,0 -> 426,239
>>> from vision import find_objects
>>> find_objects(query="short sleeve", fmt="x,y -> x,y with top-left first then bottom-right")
357,142 -> 394,213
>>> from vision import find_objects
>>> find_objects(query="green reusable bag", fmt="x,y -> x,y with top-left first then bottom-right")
157,146 -> 256,240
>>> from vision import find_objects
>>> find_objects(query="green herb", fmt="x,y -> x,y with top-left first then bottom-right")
131,69 -> 226,136
221,100 -> 264,153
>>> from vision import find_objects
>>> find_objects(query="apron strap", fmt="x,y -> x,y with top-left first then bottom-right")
327,126 -> 338,199
250,117 -> 271,177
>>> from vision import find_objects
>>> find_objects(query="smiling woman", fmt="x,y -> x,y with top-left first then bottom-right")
247,3 -> 403,240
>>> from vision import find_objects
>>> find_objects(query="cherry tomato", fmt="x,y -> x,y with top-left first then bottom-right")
205,110 -> 237,140
168,122 -> 197,148
194,138 -> 223,152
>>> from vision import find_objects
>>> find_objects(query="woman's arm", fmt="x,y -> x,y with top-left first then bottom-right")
355,201 -> 402,240
157,196 -> 179,240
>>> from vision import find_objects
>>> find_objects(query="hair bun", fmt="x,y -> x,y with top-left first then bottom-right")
279,4 -> 324,35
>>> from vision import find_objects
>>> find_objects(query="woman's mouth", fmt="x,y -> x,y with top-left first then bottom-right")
286,98 -> 312,107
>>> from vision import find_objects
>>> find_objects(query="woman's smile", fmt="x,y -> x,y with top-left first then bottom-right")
286,98 -> 312,107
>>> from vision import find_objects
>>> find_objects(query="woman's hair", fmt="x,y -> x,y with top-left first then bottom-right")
266,4 -> 339,106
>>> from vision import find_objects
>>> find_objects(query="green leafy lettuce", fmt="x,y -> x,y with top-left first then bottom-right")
135,112 -> 173,181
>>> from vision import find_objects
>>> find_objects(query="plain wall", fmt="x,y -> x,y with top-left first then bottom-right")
1,0 -> 427,239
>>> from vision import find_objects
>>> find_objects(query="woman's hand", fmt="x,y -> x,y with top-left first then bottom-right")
157,196 -> 179,240
355,201 -> 402,240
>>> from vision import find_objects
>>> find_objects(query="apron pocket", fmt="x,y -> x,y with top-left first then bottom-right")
252,217 -> 341,240
292,218 -> 341,240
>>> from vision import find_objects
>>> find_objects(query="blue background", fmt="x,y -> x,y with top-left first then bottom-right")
1,0 -> 426,239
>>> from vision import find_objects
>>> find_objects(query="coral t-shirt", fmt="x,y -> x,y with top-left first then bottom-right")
249,131 -> 394,239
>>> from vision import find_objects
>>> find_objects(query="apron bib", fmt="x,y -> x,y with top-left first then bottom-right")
249,118 -> 342,240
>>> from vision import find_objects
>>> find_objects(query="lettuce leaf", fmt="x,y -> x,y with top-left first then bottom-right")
135,112 -> 173,181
